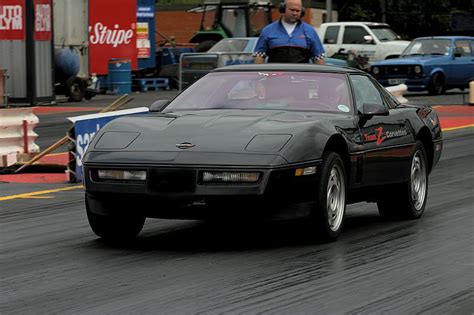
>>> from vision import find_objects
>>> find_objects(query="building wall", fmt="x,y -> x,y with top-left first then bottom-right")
155,9 -> 317,44
310,8 -> 338,28
0,41 -> 27,98
155,11 -> 201,44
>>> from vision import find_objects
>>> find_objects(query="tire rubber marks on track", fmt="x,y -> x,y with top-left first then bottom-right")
0,185 -> 83,201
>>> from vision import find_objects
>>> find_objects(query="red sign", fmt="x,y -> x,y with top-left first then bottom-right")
89,0 -> 137,75
34,0 -> 51,41
0,0 -> 25,40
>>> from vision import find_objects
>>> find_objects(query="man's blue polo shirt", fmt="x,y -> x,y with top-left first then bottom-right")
254,19 -> 325,63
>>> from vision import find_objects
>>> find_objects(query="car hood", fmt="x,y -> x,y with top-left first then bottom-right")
86,110 -> 345,165
380,40 -> 410,50
373,55 -> 447,66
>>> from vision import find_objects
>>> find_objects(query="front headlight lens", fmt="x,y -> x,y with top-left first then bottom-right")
414,65 -> 422,74
372,67 -> 379,75
97,170 -> 147,181
202,171 -> 260,183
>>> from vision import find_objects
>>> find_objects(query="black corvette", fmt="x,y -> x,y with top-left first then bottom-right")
83,64 -> 442,242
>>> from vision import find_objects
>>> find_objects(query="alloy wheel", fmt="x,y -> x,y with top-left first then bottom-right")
411,151 -> 427,211
326,164 -> 345,231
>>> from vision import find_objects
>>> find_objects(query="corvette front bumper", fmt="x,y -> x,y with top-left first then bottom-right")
84,162 -> 321,220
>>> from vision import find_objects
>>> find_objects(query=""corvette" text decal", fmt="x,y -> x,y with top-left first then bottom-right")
364,127 -> 408,145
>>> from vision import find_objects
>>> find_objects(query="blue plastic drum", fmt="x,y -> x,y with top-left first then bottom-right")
108,58 -> 132,94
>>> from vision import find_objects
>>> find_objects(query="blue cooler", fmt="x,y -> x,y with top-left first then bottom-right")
108,58 -> 132,94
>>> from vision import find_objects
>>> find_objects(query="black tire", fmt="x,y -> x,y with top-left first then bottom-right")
195,40 -> 217,52
310,151 -> 347,241
84,91 -> 94,100
85,196 -> 145,242
428,73 -> 444,95
65,77 -> 85,102
377,141 -> 428,220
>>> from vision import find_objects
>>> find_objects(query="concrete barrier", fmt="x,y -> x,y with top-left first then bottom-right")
386,84 -> 408,104
0,108 -> 40,167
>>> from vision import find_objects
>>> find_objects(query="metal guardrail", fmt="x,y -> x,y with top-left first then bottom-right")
179,52 -> 254,91
0,69 -> 8,107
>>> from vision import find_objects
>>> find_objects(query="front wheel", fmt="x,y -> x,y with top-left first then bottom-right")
377,141 -> 428,219
310,152 -> 347,241
86,197 -> 145,242
428,73 -> 444,95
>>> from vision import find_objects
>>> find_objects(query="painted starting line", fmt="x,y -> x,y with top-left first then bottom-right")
0,185 -> 83,201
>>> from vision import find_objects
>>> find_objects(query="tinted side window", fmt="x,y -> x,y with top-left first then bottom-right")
454,40 -> 472,56
343,26 -> 370,44
324,26 -> 339,44
350,75 -> 384,112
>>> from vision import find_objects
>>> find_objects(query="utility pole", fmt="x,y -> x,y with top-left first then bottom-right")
380,0 -> 386,23
326,0 -> 332,22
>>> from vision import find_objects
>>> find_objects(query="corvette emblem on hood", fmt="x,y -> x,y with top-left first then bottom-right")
176,142 -> 195,149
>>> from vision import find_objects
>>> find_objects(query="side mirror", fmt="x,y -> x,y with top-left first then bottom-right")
360,102 -> 389,116
453,47 -> 464,58
363,35 -> 375,44
149,99 -> 171,112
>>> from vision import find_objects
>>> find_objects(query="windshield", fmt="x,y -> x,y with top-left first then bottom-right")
401,39 -> 451,56
201,5 -> 217,31
165,72 -> 353,114
208,38 -> 253,52
368,26 -> 399,41
221,7 -> 247,37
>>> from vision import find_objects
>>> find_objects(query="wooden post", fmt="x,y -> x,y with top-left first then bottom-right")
22,120 -> 29,154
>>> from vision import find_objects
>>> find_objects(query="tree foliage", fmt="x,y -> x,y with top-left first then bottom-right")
338,0 -> 473,39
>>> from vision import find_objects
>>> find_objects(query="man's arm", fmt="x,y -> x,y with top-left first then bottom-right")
253,28 -> 269,64
306,24 -> 326,64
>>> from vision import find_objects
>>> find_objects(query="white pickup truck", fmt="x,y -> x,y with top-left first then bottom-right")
317,22 -> 410,63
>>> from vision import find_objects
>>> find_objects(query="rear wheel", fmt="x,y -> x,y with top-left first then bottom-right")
428,73 -> 444,95
310,152 -> 347,241
65,76 -> 85,102
377,141 -> 428,219
85,196 -> 145,242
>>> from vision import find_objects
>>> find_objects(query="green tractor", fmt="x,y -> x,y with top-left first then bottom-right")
189,0 -> 274,52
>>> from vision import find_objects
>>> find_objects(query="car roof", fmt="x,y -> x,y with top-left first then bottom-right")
201,0 -> 272,5
322,21 -> 390,27
213,63 -> 364,74
414,36 -> 474,40
211,37 -> 259,53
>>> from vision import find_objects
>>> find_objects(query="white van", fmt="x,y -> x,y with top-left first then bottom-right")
317,22 -> 410,62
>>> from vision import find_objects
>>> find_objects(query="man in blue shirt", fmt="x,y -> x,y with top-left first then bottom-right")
253,0 -> 325,64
